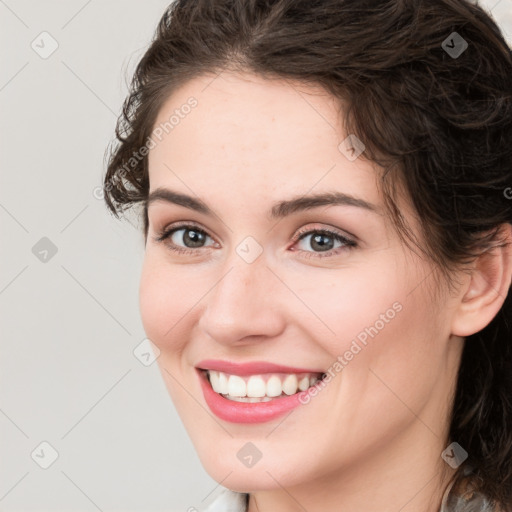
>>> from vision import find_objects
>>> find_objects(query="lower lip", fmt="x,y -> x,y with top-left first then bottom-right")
197,369 -> 311,424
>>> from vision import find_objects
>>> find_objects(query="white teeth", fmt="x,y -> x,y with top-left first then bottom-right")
209,370 -> 221,393
298,376 -> 310,391
266,375 -> 283,397
282,374 -> 298,395
227,375 -> 246,397
206,370 -> 327,401
218,372 -> 229,394
226,395 -> 273,403
246,376 -> 266,397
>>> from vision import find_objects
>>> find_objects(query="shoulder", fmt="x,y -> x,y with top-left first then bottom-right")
201,487 -> 249,512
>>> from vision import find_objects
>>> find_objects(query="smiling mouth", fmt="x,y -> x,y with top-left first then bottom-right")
202,369 -> 327,403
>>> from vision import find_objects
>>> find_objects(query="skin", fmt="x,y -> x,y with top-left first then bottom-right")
138,70 -> 512,512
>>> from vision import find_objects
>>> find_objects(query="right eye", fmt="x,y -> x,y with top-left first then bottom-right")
154,222 -> 217,255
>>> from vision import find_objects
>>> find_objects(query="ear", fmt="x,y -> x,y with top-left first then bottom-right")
451,223 -> 512,337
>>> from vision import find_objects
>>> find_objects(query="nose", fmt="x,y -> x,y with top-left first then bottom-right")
197,254 -> 286,346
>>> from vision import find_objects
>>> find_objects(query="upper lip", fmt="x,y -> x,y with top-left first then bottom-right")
196,359 -> 325,376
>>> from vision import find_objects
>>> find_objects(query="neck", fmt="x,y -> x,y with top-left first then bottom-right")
247,424 -> 457,512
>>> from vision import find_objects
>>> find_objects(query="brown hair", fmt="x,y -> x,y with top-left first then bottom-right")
103,0 -> 512,507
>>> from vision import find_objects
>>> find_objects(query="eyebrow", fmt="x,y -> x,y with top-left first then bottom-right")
145,187 -> 380,219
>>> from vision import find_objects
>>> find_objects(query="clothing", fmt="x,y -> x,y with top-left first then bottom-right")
202,488 -> 247,512
201,471 -> 501,512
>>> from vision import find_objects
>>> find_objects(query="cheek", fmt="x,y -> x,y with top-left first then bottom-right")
138,254 -> 191,352
330,274 -> 447,433
305,260 -> 408,358
138,256 -> 199,410
310,256 -> 445,407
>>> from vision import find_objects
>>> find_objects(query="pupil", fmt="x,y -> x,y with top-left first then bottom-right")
185,229 -> 204,247
312,233 -> 333,252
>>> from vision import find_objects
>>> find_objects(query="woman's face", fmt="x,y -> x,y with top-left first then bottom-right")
139,71 -> 463,491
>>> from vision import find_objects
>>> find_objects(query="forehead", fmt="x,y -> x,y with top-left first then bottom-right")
147,71 -> 382,213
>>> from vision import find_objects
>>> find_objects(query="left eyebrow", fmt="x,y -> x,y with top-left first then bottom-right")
145,188 -> 381,219
269,191 -> 380,218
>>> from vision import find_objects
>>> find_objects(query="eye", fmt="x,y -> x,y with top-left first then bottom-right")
153,221 -> 217,255
153,222 -> 357,259
292,226 -> 357,258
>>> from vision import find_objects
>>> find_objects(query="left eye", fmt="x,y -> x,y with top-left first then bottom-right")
294,229 -> 356,257
154,224 -> 357,258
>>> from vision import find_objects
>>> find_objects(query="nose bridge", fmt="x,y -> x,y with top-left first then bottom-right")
198,247 -> 284,344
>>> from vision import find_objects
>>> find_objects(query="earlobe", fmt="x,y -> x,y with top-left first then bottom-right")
451,223 -> 512,337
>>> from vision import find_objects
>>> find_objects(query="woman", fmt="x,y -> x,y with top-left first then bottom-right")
103,0 -> 512,510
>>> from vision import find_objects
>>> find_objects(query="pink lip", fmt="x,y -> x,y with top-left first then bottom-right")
197,369 -> 313,424
196,359 -> 325,376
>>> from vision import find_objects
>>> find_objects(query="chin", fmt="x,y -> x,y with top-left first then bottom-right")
204,465 -> 287,492
197,447 -> 312,492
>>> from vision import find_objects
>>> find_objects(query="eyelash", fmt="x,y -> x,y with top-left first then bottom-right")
153,221 -> 357,259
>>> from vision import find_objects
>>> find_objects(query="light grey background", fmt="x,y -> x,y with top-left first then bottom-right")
0,1 -> 511,511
